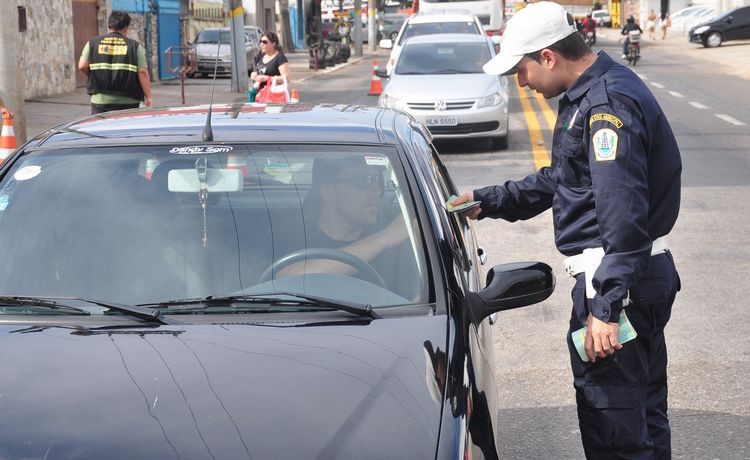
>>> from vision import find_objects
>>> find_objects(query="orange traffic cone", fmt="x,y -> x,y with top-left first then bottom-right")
0,114 -> 17,163
290,88 -> 300,103
368,59 -> 383,96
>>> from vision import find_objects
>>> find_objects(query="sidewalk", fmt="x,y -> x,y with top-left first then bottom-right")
597,27 -> 750,80
23,47 -> 382,141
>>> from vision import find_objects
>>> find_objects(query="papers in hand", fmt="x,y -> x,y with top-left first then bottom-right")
571,309 -> 638,362
445,195 -> 480,213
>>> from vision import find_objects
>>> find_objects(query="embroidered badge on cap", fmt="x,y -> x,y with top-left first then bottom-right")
593,128 -> 618,161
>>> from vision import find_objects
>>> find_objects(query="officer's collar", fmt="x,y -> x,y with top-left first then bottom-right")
563,51 -> 615,102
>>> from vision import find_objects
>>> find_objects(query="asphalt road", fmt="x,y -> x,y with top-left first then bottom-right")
295,37 -> 750,458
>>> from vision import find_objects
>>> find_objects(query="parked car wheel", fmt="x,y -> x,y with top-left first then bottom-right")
491,135 -> 508,150
705,31 -> 722,47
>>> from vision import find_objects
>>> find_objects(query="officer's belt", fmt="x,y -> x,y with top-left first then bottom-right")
564,236 -> 669,299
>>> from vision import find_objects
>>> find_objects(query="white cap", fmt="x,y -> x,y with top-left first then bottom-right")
483,1 -> 578,75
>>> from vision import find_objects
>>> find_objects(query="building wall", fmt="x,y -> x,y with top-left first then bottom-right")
17,0 -> 78,98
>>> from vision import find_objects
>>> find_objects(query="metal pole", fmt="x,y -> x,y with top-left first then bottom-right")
353,0 -> 363,56
229,0 -> 248,93
367,0 -> 376,51
0,3 -> 26,142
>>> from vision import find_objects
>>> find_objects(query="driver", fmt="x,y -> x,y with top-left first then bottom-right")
277,156 -> 410,283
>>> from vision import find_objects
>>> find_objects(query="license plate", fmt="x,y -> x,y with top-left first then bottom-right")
425,116 -> 458,127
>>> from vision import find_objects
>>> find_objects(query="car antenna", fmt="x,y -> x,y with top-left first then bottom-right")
202,34 -> 223,142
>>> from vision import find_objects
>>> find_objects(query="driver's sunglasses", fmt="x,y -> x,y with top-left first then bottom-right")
338,173 -> 385,192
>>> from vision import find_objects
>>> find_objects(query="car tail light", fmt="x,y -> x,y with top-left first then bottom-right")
485,27 -> 504,36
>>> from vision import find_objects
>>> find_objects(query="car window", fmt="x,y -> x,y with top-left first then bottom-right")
246,29 -> 259,41
0,146 -> 430,309
395,41 -> 490,74
195,30 -> 231,44
399,21 -> 481,45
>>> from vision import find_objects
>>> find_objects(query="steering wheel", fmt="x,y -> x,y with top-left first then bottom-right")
258,248 -> 387,288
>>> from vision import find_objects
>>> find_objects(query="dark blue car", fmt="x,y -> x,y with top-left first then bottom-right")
0,104 -> 554,459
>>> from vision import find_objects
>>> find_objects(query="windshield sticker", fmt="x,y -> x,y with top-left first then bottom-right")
14,165 -> 42,181
364,155 -> 388,166
169,145 -> 234,155
0,195 -> 9,211
263,159 -> 291,178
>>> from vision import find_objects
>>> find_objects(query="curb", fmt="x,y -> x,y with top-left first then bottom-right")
295,55 -> 369,83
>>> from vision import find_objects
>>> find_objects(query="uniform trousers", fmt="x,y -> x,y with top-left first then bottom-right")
567,252 -> 680,459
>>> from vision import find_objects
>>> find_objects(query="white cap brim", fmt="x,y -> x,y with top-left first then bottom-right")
483,52 -> 524,76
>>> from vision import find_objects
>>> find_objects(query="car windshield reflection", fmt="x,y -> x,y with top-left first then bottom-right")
0,146 -> 430,312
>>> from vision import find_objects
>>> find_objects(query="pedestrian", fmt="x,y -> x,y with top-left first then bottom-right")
250,31 -> 291,97
453,2 -> 682,457
78,11 -> 152,114
661,12 -> 671,39
646,9 -> 658,40
0,96 -> 12,119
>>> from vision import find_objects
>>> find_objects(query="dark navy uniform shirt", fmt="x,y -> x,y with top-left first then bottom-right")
474,52 -> 681,323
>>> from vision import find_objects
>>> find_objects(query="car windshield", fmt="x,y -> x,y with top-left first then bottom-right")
195,30 -> 231,44
395,42 -> 490,74
399,21 -> 480,45
713,8 -> 739,21
0,146 -> 430,311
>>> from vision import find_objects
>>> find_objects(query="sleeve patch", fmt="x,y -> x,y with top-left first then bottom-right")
593,129 -> 618,161
589,113 -> 624,129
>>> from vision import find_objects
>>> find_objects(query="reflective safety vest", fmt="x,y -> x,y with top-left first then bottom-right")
86,32 -> 145,100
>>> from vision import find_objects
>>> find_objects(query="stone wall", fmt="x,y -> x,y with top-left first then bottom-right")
18,0 -> 77,98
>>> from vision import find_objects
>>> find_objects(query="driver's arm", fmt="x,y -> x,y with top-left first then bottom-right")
277,215 -> 409,278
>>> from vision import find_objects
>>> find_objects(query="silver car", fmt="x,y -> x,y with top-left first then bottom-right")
378,34 -> 509,149
190,28 -> 259,77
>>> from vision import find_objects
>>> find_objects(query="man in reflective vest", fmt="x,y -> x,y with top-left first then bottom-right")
78,11 -> 152,114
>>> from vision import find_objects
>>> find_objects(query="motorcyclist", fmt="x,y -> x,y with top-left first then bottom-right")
581,12 -> 597,45
621,15 -> 643,58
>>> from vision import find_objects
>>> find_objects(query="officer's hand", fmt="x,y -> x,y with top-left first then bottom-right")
585,313 -> 622,362
144,96 -> 153,107
452,192 -> 482,220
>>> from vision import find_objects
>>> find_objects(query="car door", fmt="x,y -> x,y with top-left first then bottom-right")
725,7 -> 750,40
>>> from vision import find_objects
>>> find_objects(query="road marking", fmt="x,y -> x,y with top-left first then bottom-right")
668,91 -> 684,98
689,101 -> 709,109
636,73 -> 648,80
715,114 -> 746,126
650,82 -> 665,89
532,91 -> 557,133
516,76 -> 550,169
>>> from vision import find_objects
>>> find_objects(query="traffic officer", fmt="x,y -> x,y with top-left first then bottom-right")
78,11 -> 152,114
454,2 -> 681,458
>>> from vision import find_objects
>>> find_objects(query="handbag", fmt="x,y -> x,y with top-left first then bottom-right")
267,75 -> 290,103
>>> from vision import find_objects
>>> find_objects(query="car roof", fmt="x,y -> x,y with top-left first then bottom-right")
407,11 -> 479,24
26,104 -> 406,150
403,33 -> 489,45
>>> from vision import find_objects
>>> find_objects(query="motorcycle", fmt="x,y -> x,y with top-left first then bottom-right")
627,30 -> 641,66
585,30 -> 596,46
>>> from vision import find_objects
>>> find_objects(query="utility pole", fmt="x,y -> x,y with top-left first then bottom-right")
228,0 -> 248,92
368,0 -> 376,51
0,2 -> 27,143
353,0 -> 363,56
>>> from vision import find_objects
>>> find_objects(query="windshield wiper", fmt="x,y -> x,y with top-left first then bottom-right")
0,295 -> 173,324
139,292 -> 381,319
433,69 -> 478,74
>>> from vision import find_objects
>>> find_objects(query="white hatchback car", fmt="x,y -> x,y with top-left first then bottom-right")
382,11 -> 485,75
378,34 -> 509,149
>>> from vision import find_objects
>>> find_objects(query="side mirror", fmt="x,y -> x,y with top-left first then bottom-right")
379,38 -> 394,49
374,68 -> 389,78
467,261 -> 555,325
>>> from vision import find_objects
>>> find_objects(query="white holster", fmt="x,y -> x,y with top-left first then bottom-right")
564,236 -> 669,299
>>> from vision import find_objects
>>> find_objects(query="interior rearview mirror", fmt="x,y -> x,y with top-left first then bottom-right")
168,169 -> 243,193
467,261 -> 555,325
379,39 -> 393,49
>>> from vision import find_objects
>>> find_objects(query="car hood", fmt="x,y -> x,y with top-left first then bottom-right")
385,73 -> 500,100
194,42 -> 232,59
0,317 -> 447,459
